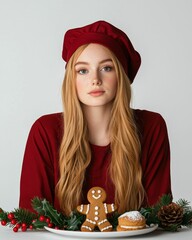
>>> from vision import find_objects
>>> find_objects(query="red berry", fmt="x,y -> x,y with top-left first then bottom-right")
11,219 -> 17,225
16,223 -> 21,229
21,223 -> 27,228
46,217 -> 51,223
39,215 -> 45,222
21,226 -> 27,232
29,225 -> 33,230
13,227 -> 18,232
1,220 -> 7,226
48,223 -> 53,228
54,226 -> 59,230
8,213 -> 15,220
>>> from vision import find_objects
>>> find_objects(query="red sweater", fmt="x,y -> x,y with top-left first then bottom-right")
19,109 -> 172,212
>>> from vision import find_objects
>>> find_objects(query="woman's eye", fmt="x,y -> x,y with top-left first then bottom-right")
101,66 -> 113,72
77,69 -> 88,75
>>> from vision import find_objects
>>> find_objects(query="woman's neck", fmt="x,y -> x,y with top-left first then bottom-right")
82,105 -> 112,146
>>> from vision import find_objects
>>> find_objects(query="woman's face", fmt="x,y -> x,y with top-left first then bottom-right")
74,44 -> 117,108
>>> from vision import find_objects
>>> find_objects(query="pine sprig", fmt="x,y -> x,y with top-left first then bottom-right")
13,208 -> 36,225
182,211 -> 192,226
0,209 -> 9,222
155,194 -> 172,210
176,199 -> 192,212
141,195 -> 192,231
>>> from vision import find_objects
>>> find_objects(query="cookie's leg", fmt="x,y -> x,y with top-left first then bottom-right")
81,218 -> 96,232
97,219 -> 113,232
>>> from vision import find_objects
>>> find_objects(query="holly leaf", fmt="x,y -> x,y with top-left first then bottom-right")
41,199 -> 65,227
32,219 -> 48,229
31,197 -> 45,215
140,207 -> 159,225
65,211 -> 85,231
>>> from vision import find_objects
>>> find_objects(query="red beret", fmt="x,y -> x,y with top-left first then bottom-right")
62,20 -> 141,83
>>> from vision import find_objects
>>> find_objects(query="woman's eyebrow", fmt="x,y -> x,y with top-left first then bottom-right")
75,61 -> 89,66
99,58 -> 112,64
75,58 -> 112,67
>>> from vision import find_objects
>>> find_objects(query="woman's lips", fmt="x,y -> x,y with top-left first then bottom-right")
88,90 -> 105,97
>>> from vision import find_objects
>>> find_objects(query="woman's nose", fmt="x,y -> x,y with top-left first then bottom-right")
91,71 -> 102,86
92,79 -> 102,86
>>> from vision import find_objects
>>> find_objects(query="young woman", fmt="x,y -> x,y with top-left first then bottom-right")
19,20 -> 172,216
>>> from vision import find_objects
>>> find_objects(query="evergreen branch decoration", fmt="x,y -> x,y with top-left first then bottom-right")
40,199 -> 65,227
65,211 -> 85,231
13,208 -> 36,225
31,197 -> 45,215
140,194 -> 192,232
0,194 -> 192,233
176,199 -> 192,212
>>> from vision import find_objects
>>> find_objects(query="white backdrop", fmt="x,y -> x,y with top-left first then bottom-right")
0,0 -> 192,211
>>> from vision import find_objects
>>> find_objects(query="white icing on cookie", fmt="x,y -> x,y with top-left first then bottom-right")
101,225 -> 112,231
81,225 -> 92,231
98,219 -> 107,225
111,204 -> 115,211
86,204 -> 90,214
104,203 -> 108,213
86,218 -> 96,224
92,189 -> 102,199
92,194 -> 101,199
80,204 -> 83,212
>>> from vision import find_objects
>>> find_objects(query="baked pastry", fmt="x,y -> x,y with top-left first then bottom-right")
77,187 -> 117,232
117,211 -> 146,231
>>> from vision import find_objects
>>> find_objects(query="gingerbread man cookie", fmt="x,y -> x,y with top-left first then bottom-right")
77,186 -> 117,232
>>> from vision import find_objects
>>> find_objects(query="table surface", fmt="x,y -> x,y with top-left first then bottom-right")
0,225 -> 192,240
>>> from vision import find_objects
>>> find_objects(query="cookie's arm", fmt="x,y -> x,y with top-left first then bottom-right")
77,204 -> 90,215
104,203 -> 117,214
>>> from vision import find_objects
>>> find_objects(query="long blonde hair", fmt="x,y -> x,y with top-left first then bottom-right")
56,44 -> 145,216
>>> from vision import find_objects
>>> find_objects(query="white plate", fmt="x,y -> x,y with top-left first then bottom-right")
44,224 -> 158,238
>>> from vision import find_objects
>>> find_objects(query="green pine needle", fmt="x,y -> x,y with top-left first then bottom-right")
177,199 -> 192,212
157,194 -> 172,208
13,208 -> 36,225
182,211 -> 192,226
0,210 -> 9,221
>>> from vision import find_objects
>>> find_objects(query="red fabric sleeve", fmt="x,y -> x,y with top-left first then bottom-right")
19,116 -> 60,212
138,111 -> 172,206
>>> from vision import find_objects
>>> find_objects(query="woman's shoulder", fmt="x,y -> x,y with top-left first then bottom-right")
30,112 -> 63,137
133,109 -> 165,122
133,109 -> 167,131
35,112 -> 63,126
